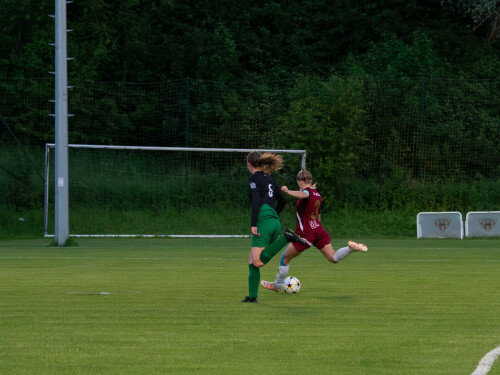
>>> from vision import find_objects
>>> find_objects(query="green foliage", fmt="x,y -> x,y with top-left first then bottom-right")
0,145 -> 44,210
344,31 -> 452,78
1,0 -> 499,83
0,79 -> 52,146
0,207 -> 44,238
0,1 -> 53,78
4,181 -> 41,210
441,0 -> 500,39
0,0 -> 497,81
341,175 -> 500,212
283,74 -> 368,205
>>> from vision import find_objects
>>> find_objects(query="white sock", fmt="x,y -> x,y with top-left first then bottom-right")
274,265 -> 289,287
333,246 -> 351,262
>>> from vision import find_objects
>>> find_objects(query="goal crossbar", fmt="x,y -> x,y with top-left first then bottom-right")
46,143 -> 307,154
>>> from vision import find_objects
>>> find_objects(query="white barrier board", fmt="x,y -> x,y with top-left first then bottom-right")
465,211 -> 500,238
417,212 -> 463,239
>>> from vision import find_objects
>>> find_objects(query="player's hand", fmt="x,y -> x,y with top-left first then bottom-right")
281,185 -> 288,194
251,226 -> 260,236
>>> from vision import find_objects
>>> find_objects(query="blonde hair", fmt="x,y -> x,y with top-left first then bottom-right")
247,151 -> 283,174
296,167 -> 316,187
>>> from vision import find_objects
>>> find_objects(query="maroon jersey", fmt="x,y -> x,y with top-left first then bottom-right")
294,187 -> 331,251
296,187 -> 322,233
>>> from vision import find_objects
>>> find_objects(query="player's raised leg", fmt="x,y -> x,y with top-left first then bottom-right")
259,228 -> 306,265
261,243 -> 301,292
332,241 -> 368,263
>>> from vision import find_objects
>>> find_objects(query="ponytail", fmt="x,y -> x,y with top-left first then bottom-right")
247,151 -> 283,174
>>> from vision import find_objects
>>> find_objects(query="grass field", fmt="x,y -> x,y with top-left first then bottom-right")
0,237 -> 499,375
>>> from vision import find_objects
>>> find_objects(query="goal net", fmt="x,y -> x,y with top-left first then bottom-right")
44,144 -> 306,237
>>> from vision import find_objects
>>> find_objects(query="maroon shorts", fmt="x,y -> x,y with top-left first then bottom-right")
293,226 -> 331,252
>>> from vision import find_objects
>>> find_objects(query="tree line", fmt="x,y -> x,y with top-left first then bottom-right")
1,0 -> 499,82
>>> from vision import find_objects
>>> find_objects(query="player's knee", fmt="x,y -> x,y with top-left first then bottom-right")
252,258 -> 265,268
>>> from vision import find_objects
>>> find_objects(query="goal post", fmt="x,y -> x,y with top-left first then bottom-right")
44,144 -> 306,238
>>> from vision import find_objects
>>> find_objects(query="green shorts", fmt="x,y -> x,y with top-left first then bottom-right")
251,204 -> 281,247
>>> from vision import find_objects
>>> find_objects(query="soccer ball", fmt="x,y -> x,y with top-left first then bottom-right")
282,276 -> 301,294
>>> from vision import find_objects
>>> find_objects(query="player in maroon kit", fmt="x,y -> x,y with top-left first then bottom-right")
261,167 -> 368,292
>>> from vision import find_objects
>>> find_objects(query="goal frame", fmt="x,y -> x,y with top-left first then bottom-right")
44,143 -> 307,238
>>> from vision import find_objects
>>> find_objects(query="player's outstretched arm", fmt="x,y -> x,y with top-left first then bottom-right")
281,185 -> 308,199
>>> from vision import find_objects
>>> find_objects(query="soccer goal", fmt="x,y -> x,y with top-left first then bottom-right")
44,144 -> 306,238
465,211 -> 500,238
416,212 -> 464,239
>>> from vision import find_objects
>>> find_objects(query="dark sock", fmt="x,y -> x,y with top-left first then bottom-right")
248,264 -> 260,299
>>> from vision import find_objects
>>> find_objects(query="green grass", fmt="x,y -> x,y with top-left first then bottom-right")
1,206 -> 418,238
0,238 -> 499,374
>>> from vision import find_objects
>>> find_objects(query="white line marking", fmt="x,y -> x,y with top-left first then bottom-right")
471,345 -> 500,375
0,256 -> 250,261
65,291 -> 141,295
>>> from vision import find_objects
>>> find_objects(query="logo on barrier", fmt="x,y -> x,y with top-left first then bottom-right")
479,218 -> 497,232
434,218 -> 451,231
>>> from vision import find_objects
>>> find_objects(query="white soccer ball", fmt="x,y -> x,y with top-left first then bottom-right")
282,276 -> 301,294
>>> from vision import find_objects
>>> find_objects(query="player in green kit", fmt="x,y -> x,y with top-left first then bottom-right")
241,151 -> 305,303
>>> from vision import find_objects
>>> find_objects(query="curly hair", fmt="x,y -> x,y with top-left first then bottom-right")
247,151 -> 283,174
